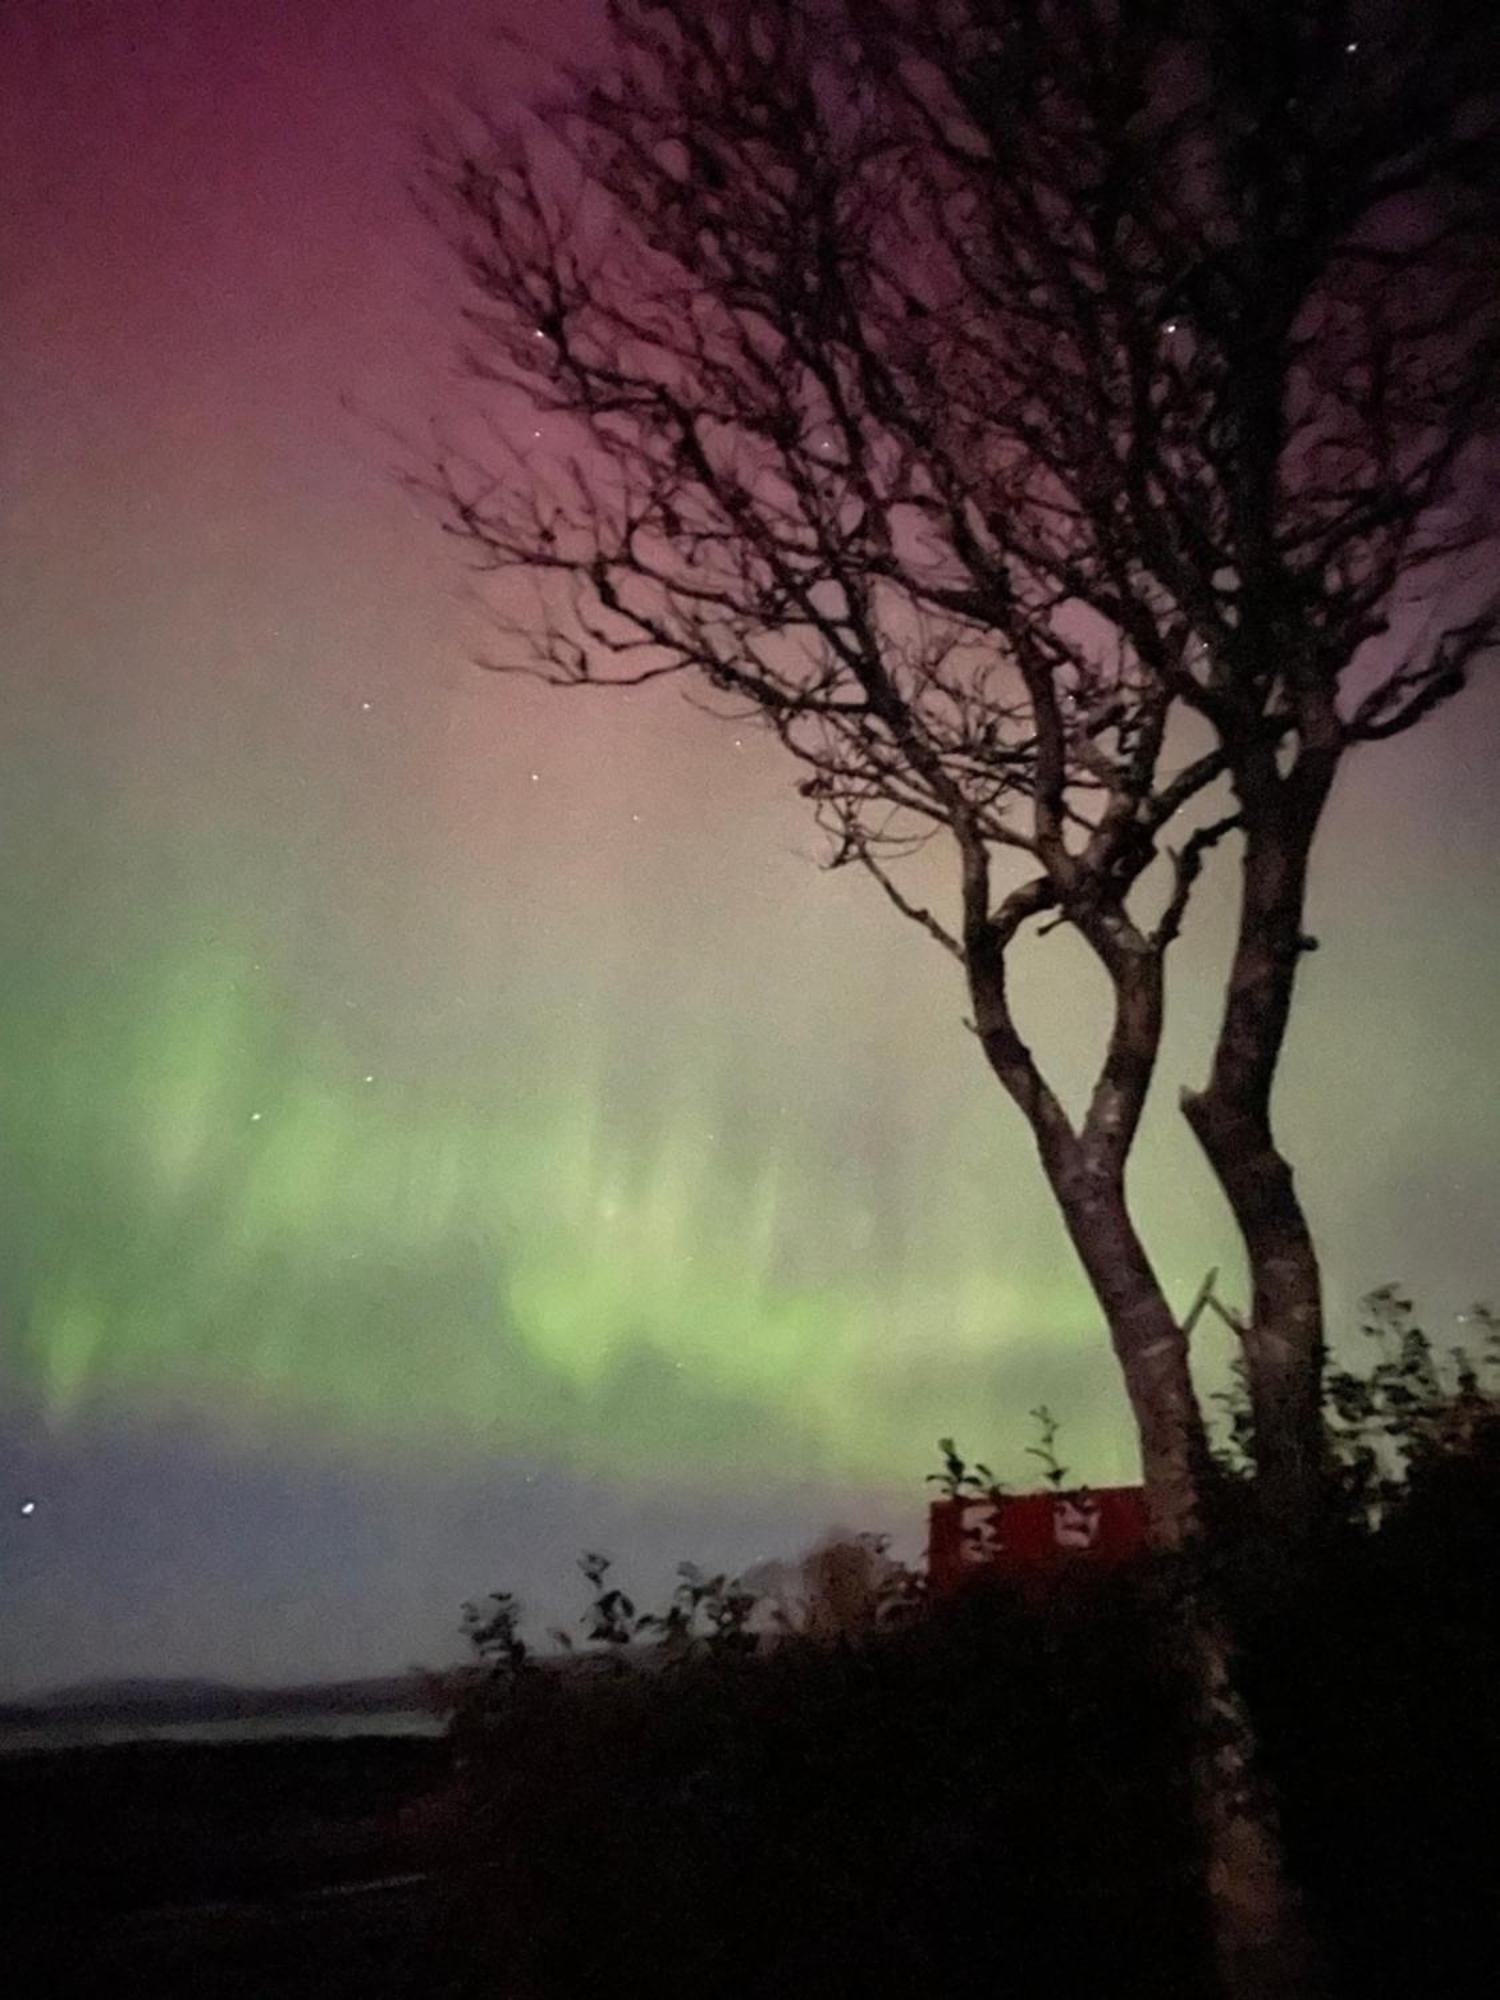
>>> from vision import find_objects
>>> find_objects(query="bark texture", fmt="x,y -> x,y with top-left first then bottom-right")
1184,751 -> 1339,1532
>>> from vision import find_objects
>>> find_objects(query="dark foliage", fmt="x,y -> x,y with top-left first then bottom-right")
434,1580 -> 1208,1997
433,1295 -> 1499,1998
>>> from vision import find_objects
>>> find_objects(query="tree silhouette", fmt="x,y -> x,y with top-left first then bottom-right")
421,2 -> 1498,1545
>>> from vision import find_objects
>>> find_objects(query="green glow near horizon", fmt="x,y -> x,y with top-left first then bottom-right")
9,722 -> 1494,1514
7,911 -> 1136,1492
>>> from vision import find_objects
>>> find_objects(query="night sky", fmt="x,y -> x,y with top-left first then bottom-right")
2,0 -> 1496,1693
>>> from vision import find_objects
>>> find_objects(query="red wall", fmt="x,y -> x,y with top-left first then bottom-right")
928,1487 -> 1149,1597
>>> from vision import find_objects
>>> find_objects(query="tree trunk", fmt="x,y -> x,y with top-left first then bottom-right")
1170,1581 -> 1328,2000
1050,1166 -> 1210,1546
1047,1170 -> 1324,1998
1182,758 -> 1337,1533
1053,1175 -> 1320,1997
1181,1088 -> 1327,1534
967,925 -> 1321,1995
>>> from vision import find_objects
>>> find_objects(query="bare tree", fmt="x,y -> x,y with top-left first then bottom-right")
422,2 -> 1497,1530
417,8 -> 1497,1985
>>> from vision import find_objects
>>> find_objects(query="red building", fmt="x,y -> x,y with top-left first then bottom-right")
928,1486 -> 1150,1597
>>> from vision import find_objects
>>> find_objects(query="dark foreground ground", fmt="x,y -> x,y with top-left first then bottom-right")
1,1636 -> 1206,2000
7,1485 -> 1499,2000
5,1736 -> 453,1998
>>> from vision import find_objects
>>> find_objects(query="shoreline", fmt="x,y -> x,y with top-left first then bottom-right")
0,1706 -> 446,1758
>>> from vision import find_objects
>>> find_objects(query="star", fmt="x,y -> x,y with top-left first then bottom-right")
20,1500 -> 36,1517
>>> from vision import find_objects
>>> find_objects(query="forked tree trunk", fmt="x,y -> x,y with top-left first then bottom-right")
1049,1171 -> 1326,2000
970,930 -> 1322,1995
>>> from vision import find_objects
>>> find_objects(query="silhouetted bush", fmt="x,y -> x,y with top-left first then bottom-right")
432,1578 -> 1207,1997
432,1293 -> 1499,1998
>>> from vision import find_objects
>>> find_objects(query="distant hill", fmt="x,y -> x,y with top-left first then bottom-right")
0,1674 -> 430,1728
29,1678 -> 245,1712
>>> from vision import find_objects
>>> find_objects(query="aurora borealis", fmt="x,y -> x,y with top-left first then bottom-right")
3,0 -> 1497,1691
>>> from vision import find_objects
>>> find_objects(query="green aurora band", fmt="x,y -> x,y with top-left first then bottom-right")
2,0 -> 1494,1527
9,909 -> 1154,1490
7,712 -> 1494,1505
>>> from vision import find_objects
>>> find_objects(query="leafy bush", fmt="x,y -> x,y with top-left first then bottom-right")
432,1290 -> 1499,1997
